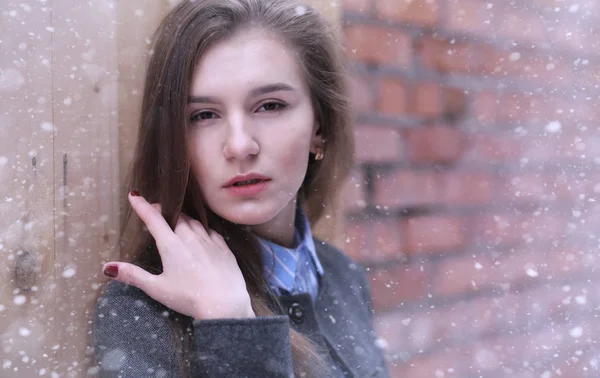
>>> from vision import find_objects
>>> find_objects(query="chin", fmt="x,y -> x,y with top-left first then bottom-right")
212,201 -> 283,226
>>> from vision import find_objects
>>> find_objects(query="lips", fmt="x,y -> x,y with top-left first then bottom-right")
232,178 -> 264,186
224,173 -> 271,187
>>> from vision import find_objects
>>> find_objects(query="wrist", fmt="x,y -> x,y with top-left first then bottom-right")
192,306 -> 255,320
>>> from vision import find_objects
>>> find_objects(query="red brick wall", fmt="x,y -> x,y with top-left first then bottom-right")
339,0 -> 600,376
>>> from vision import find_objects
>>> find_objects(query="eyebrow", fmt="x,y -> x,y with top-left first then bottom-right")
187,83 -> 296,104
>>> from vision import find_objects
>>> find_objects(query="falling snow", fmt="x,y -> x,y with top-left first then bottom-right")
295,5 -> 307,16
570,326 -> 583,338
13,295 -> 26,305
40,122 -> 56,132
545,120 -> 562,133
526,268 -> 539,278
62,267 -> 76,278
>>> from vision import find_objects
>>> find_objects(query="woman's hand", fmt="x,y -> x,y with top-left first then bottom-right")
101,191 -> 255,320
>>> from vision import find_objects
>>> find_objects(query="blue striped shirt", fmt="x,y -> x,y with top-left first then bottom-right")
257,207 -> 348,377
257,206 -> 324,302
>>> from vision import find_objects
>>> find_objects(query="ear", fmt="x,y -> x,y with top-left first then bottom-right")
310,122 -> 324,154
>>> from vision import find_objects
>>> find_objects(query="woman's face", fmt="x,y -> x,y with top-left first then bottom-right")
186,29 -> 319,231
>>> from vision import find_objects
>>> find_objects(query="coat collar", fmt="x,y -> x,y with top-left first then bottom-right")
267,239 -> 383,378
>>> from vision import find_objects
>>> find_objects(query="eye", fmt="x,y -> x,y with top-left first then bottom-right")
190,111 -> 219,122
257,102 -> 286,112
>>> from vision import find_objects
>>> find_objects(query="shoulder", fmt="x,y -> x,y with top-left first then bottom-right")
313,237 -> 367,277
313,237 -> 352,265
313,237 -> 371,295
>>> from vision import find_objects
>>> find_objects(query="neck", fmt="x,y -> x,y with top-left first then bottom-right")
250,198 -> 297,247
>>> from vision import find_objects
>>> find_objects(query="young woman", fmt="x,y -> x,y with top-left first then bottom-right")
93,0 -> 389,377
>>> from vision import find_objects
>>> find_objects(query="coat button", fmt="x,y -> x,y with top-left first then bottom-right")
288,303 -> 304,324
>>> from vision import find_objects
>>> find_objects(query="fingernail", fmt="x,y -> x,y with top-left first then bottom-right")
103,264 -> 118,278
130,190 -> 140,197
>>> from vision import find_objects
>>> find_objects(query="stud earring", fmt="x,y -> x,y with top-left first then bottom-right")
314,147 -> 324,161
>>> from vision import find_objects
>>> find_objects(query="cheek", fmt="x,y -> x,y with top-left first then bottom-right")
271,131 -> 312,182
189,133 -> 219,183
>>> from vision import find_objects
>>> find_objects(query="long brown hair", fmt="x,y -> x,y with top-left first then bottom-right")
122,0 -> 354,376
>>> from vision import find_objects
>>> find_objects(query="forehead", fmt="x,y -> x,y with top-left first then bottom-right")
190,30 -> 307,95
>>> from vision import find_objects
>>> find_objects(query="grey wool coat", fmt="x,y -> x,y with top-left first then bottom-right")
93,239 -> 390,378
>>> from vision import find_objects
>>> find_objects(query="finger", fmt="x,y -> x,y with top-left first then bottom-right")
173,214 -> 197,242
103,262 -> 159,295
209,230 -> 228,250
129,192 -> 176,248
180,213 -> 210,240
150,203 -> 162,213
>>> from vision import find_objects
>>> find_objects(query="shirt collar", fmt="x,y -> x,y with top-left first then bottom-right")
257,205 -> 324,290
295,206 -> 324,277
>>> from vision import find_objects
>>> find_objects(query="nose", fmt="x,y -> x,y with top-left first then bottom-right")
222,114 -> 259,161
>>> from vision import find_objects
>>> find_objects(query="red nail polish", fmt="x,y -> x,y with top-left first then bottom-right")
130,190 -> 140,197
103,264 -> 118,278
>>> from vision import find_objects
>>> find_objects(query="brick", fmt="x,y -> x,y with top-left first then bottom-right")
518,134 -> 565,162
537,11 -> 584,54
375,0 -> 441,26
504,173 -> 551,202
520,93 -> 565,124
574,203 -> 600,243
376,278 -> 600,375
344,25 -> 412,68
472,91 -> 499,124
368,262 -> 432,310
475,212 -> 567,248
486,250 -> 543,286
372,169 -> 439,208
501,171 -> 600,204
434,254 -> 493,296
442,87 -> 469,122
343,216 -> 405,263
403,126 -> 464,165
375,309 -> 431,357
466,335 -> 522,373
576,62 -> 600,90
528,0 -> 562,7
574,99 -> 600,124
481,47 -> 532,78
375,297 -> 498,357
417,36 -> 473,73
542,244 -> 588,282
440,171 -> 494,205
493,91 -> 530,122
446,0 -> 495,35
339,168 -> 366,212
409,82 -> 442,117
347,73 -> 376,112
465,321 -> 598,376
381,278 -> 600,376
402,215 -> 466,255
354,125 -> 403,163
494,6 -> 546,44
378,77 -> 407,115
390,348 -> 467,377
481,47 -> 573,87
461,133 -> 523,164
